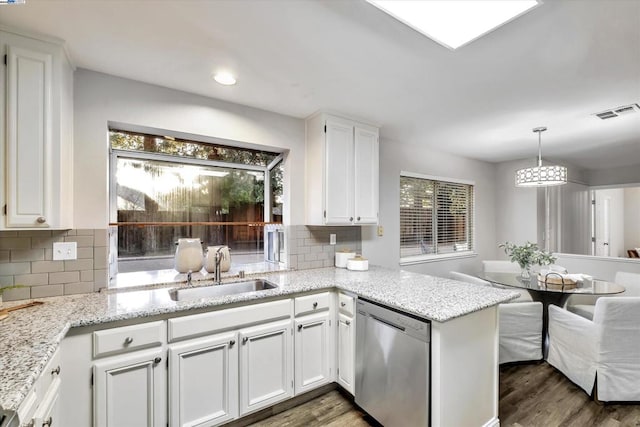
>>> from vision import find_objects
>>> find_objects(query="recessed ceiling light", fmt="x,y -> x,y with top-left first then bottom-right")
366,0 -> 540,50
213,72 -> 237,86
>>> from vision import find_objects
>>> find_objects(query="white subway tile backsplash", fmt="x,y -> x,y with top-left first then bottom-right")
31,284 -> 64,298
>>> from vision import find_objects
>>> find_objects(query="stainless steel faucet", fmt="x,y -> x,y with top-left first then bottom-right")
187,271 -> 193,286
214,246 -> 225,285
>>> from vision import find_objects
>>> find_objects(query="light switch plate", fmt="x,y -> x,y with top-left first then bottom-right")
329,234 -> 336,245
53,242 -> 77,260
377,226 -> 384,237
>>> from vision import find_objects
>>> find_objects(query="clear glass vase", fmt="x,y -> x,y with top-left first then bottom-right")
520,265 -> 531,280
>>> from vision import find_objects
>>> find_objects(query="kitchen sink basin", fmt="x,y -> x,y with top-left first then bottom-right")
169,279 -> 278,301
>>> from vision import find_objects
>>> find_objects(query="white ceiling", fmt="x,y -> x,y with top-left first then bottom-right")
1,0 -> 639,170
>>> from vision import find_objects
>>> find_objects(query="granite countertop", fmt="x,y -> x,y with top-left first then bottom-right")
0,266 -> 518,414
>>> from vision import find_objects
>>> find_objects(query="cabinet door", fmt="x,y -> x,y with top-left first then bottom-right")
239,319 -> 293,415
5,45 -> 52,228
93,349 -> 166,427
354,125 -> 379,224
324,118 -> 354,225
294,312 -> 332,394
337,313 -> 355,395
168,332 -> 238,427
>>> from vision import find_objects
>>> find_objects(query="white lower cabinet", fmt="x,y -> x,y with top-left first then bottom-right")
337,312 -> 355,394
168,331 -> 239,427
239,319 -> 294,415
93,348 -> 166,427
295,312 -> 332,394
337,292 -> 356,395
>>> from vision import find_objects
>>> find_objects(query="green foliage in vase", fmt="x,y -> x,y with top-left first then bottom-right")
499,241 -> 556,269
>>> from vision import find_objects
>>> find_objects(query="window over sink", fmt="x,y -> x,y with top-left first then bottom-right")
109,128 -> 285,280
400,172 -> 475,264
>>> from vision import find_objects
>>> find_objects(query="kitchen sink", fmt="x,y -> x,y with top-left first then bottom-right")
169,279 -> 278,301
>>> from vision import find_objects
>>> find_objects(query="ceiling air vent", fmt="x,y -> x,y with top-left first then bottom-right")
594,103 -> 640,120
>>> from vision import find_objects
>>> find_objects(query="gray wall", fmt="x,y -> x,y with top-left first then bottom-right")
74,69 -> 306,228
625,187 -> 640,250
361,138 -> 498,278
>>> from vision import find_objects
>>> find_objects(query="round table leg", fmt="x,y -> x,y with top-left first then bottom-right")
526,291 -> 572,359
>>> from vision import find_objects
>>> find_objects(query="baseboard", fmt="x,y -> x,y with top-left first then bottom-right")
482,416 -> 500,427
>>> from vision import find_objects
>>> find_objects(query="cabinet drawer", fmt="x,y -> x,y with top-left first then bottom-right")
168,299 -> 292,342
294,292 -> 331,317
36,349 -> 61,402
338,293 -> 355,317
93,321 -> 164,358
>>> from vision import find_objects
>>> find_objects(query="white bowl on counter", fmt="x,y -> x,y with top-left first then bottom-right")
347,256 -> 369,271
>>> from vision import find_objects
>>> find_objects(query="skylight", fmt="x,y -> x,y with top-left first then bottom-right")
366,0 -> 540,50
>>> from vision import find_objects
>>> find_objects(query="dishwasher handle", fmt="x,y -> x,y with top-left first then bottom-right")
370,314 -> 406,332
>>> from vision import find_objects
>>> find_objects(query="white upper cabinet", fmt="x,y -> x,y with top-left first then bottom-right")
0,29 -> 73,229
305,113 -> 379,225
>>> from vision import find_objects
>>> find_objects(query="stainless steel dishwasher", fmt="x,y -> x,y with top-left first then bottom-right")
355,298 -> 431,426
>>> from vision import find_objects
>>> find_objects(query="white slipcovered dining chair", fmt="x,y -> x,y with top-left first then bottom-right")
547,296 -> 640,402
566,271 -> 640,321
482,260 -> 534,303
449,271 -> 543,364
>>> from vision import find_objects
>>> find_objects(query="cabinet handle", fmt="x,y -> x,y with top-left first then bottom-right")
349,217 -> 353,222
124,337 -> 134,345
298,324 -> 303,332
357,216 -> 361,221
229,340 -> 236,347
346,320 -> 351,326
36,217 -> 47,224
42,417 -> 53,427
313,302 -> 318,309
51,366 -> 61,376
340,302 -> 346,307
242,337 -> 249,345
153,357 -> 162,364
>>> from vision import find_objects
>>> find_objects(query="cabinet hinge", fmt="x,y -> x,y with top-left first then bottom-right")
324,125 -> 327,133
592,237 -> 596,243
591,199 -> 596,205
166,357 -> 169,368
2,204 -> 6,216
90,372 -> 94,386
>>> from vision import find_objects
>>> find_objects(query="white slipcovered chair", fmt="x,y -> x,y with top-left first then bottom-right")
566,271 -> 640,321
481,260 -> 534,302
547,297 -> 640,402
449,271 -> 543,364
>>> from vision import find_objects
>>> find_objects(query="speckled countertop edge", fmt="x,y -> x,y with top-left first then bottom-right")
0,266 -> 518,413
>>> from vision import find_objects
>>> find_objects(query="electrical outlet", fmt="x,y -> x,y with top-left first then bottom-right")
53,242 -> 77,260
329,234 -> 336,245
377,226 -> 384,237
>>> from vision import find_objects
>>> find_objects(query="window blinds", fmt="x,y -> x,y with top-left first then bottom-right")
400,175 -> 474,258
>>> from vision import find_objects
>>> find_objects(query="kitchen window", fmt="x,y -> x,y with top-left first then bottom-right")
400,172 -> 475,264
109,129 -> 284,275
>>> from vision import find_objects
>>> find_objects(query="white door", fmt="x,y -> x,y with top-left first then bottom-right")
168,332 -> 238,427
93,349 -> 166,427
5,44 -> 52,228
294,312 -> 331,395
239,319 -> 293,415
354,125 -> 379,224
324,118 -> 354,225
337,313 -> 355,395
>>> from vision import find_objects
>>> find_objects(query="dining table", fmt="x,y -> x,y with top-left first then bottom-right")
477,272 -> 626,357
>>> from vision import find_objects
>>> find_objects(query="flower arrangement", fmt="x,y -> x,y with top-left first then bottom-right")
499,241 -> 556,279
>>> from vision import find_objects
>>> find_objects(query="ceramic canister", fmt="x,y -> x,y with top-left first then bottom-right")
335,250 -> 356,268
205,246 -> 231,273
347,255 -> 369,271
174,238 -> 204,273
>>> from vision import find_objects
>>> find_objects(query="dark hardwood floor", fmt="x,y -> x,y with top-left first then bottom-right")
248,362 -> 640,427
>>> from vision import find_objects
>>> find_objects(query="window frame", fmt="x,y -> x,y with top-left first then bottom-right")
399,171 -> 477,265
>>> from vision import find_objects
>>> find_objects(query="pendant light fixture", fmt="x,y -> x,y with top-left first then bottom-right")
515,127 -> 567,187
